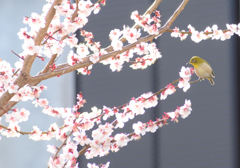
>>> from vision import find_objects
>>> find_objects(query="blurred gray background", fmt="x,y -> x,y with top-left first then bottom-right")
0,0 -> 239,168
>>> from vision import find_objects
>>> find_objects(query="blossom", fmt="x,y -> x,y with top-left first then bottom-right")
90,53 -> 100,64
109,29 -> 122,40
28,12 -> 46,31
171,27 -> 180,38
109,59 -> 124,72
132,121 -> 146,135
76,44 -> 89,57
179,66 -> 193,79
128,99 -> 145,115
178,78 -> 191,92
22,38 -> 41,55
32,98 -> 49,108
122,26 -> 141,43
191,31 -> 204,43
146,120 -> 158,133
7,83 -> 19,94
212,24 -> 223,40
114,133 -> 129,147
47,145 -> 57,155
179,99 -> 192,119
111,39 -> 123,51
62,141 -> 79,161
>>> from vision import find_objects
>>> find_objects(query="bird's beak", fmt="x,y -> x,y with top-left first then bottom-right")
186,62 -> 190,65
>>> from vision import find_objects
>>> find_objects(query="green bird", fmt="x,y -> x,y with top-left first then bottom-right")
187,56 -> 215,85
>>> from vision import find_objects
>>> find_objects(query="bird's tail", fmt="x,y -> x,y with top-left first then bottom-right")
208,78 -> 215,85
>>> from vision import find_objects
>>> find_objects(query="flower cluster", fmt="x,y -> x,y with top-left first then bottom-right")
178,66 -> 193,92
171,23 -> 240,43
160,66 -> 193,100
133,99 -> 192,136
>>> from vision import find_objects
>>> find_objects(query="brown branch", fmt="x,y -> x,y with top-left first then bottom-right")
0,0 -> 63,117
28,0 -> 189,84
53,131 -> 73,160
105,0 -> 163,53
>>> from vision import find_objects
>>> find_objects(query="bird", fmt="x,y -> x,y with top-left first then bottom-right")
187,56 -> 215,85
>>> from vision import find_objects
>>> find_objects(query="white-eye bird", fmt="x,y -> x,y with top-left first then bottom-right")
187,56 -> 215,85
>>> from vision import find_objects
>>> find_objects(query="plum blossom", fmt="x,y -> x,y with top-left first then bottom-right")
62,140 -> 79,161
109,59 -> 124,72
128,99 -> 145,115
32,98 -> 49,108
122,26 -> 141,43
109,29 -> 122,40
178,66 -> 193,92
146,120 -> 158,133
7,83 -> 19,94
132,121 -> 146,135
160,84 -> 176,100
114,133 -> 129,147
111,39 -> 123,51
171,27 -> 180,37
179,99 -> 192,119
191,31 -> 204,43
76,43 -> 89,57
28,12 -> 46,31
47,145 -> 58,155
22,38 -> 41,55
212,24 -> 223,40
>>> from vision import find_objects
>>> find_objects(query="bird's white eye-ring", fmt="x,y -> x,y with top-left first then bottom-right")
191,59 -> 195,63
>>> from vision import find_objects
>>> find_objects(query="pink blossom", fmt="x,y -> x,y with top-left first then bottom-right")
111,39 -> 123,51
74,14 -> 88,28
114,133 -> 129,147
76,44 -> 89,56
28,12 -> 46,31
146,120 -> 158,133
65,34 -> 78,48
109,59 -> 124,72
191,31 -> 203,43
122,26 -> 141,43
128,99 -> 145,115
178,78 -> 191,92
18,108 -> 30,122
132,121 -> 146,135
29,126 -> 42,141
171,27 -> 180,38
63,141 -> 79,161
179,99 -> 192,119
212,24 -> 223,40
47,145 -> 57,155
165,83 -> 176,95
179,30 -> 188,41
90,53 -> 100,64
179,66 -> 193,79
109,29 -> 122,40
7,83 -> 19,94
32,98 -> 49,108
130,10 -> 140,23
22,38 -> 41,55
2,124 -> 20,138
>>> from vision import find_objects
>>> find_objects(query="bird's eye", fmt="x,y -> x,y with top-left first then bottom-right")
191,59 -> 195,63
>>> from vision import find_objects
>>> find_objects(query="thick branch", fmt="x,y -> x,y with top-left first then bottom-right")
28,0 -> 189,83
0,0 -> 63,117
